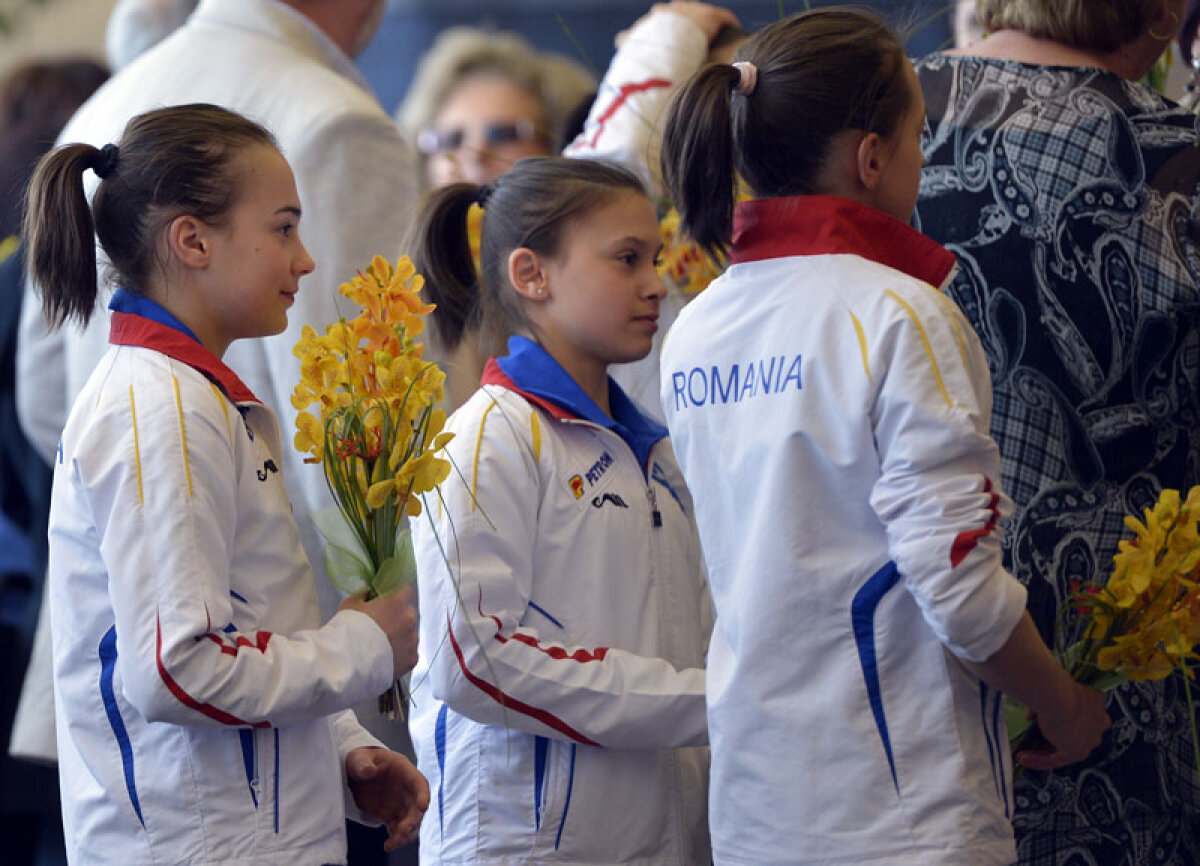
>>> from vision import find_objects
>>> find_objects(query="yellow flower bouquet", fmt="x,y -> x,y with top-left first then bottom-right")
292,254 -> 454,717
1008,486 -> 1200,764
656,207 -> 724,297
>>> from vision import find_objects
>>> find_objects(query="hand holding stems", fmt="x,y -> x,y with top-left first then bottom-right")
1016,678 -> 1109,771
967,612 -> 1111,771
341,584 -> 420,678
615,2 -> 741,50
346,746 -> 430,852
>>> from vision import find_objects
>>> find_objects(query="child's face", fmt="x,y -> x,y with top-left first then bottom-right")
873,60 -> 927,224
533,189 -> 665,383
195,145 -> 314,356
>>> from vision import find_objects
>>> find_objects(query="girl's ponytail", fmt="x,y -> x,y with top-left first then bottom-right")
23,143 -> 105,328
661,64 -> 741,263
410,182 -> 481,352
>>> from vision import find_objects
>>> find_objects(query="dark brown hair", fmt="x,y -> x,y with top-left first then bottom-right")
23,102 -> 277,328
661,7 -> 912,259
410,155 -> 646,357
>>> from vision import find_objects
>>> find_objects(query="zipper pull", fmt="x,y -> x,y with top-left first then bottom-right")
647,484 -> 662,528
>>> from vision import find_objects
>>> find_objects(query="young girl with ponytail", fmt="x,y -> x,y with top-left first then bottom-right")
407,155 -> 711,864
25,103 -> 426,865
658,8 -> 1110,864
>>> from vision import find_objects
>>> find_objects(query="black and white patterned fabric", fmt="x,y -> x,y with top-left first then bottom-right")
915,54 -> 1200,866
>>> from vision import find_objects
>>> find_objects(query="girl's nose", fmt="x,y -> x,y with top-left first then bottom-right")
296,243 -> 316,276
646,269 -> 668,300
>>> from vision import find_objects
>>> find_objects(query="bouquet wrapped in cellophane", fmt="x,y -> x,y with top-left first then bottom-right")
1009,486 -> 1200,765
292,255 -> 454,718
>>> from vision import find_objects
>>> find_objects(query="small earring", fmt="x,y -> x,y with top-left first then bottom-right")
536,287 -> 545,295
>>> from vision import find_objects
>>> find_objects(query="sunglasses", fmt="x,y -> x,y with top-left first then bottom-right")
417,118 -> 542,156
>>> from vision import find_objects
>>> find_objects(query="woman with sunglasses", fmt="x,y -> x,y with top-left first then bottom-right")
397,26 -> 595,189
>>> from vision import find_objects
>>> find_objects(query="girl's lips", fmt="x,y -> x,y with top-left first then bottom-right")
634,315 -> 659,333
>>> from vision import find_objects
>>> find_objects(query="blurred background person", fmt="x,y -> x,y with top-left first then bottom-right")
397,25 -> 595,189
103,0 -> 197,72
0,57 -> 108,866
915,1 -> 1200,863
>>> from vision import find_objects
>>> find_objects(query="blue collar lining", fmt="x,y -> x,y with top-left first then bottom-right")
108,289 -> 201,344
495,336 -> 668,468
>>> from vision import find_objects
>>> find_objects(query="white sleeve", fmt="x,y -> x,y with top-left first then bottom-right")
413,395 -> 707,749
563,10 -> 708,201
867,286 -> 1027,662
77,379 -> 395,728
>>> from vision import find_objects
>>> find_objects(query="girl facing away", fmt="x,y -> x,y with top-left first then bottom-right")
406,156 -> 711,864
23,103 -> 427,865
658,8 -> 1110,865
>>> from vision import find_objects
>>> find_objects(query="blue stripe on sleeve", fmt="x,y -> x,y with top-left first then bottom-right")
99,626 -> 144,826
850,561 -> 902,794
528,602 -> 564,630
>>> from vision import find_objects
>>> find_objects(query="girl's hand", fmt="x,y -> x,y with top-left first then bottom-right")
616,2 -> 741,49
340,585 -> 419,676
1016,682 -> 1110,771
346,747 -> 430,851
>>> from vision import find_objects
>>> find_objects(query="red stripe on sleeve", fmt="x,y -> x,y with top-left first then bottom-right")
950,478 -> 1000,568
476,587 -> 608,663
585,79 -> 672,148
157,616 -> 270,728
447,614 -> 601,747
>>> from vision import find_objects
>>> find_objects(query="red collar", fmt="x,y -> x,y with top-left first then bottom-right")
109,312 -> 261,404
731,195 -> 957,288
481,357 -> 577,421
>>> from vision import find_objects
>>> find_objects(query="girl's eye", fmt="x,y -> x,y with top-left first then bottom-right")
618,252 -> 637,266
279,223 -> 295,237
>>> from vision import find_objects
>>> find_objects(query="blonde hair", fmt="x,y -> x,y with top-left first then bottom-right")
976,0 -> 1171,53
396,27 -> 595,157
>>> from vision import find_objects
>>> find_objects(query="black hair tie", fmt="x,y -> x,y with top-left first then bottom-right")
93,143 -> 120,179
475,184 -> 494,208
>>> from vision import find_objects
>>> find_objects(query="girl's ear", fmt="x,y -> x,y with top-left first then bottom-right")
855,131 -> 887,193
166,214 -> 211,269
508,247 -> 550,301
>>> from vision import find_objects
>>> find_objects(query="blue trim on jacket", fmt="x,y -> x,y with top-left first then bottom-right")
494,336 -> 668,470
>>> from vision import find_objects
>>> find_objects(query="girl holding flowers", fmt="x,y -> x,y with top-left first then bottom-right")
407,155 -> 711,864
24,103 -> 426,864
658,8 -> 1110,865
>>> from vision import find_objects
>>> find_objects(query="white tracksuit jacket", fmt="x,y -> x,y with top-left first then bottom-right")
409,336 -> 711,864
660,196 -> 1028,865
48,293 -> 395,865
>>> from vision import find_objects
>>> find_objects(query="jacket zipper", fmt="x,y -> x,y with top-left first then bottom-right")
647,482 -> 663,528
